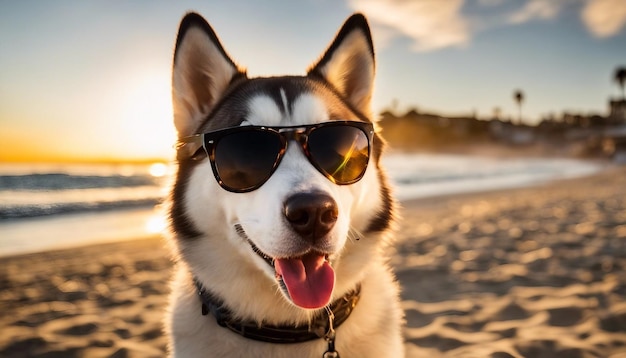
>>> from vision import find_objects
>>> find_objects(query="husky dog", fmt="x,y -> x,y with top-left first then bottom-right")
165,12 -> 404,357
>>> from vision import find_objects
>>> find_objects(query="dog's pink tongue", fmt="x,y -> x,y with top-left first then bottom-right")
274,253 -> 335,309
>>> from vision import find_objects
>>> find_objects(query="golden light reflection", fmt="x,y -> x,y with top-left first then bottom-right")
149,163 -> 168,177
145,213 -> 167,234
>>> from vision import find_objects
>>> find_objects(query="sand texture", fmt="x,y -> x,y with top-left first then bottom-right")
2,167 -> 626,357
0,239 -> 170,358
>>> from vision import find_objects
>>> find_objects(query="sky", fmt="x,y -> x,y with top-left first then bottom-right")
1,0 -> 625,163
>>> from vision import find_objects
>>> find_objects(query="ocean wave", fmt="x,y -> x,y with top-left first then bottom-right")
0,173 -> 161,191
0,198 -> 161,220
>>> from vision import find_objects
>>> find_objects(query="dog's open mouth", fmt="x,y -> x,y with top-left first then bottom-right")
247,239 -> 335,309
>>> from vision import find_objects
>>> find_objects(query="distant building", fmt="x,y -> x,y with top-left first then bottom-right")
609,99 -> 626,124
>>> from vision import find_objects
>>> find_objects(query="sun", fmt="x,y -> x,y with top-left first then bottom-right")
112,69 -> 177,162
149,162 -> 168,177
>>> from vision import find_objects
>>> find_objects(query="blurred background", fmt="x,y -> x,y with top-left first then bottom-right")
1,0 -> 625,255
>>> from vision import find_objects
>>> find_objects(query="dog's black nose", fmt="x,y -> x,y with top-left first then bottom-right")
284,193 -> 338,243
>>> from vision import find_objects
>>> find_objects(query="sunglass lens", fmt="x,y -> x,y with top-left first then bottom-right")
307,125 -> 370,184
213,130 -> 282,191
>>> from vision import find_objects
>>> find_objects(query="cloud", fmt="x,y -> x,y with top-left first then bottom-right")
507,0 -> 564,24
505,0 -> 626,37
347,0 -> 625,53
581,0 -> 626,37
347,0 -> 470,52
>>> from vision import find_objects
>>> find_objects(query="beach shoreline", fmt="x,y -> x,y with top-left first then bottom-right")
0,206 -> 165,257
2,166 -> 626,357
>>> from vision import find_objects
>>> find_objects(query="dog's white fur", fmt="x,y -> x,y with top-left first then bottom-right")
165,13 -> 404,357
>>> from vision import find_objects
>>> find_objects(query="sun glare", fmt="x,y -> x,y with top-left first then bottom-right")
149,162 -> 168,177
115,70 -> 176,162
145,213 -> 168,234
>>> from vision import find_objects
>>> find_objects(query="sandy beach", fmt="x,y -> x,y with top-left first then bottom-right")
2,166 -> 626,357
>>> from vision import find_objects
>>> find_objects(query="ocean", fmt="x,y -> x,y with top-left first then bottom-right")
0,154 -> 605,256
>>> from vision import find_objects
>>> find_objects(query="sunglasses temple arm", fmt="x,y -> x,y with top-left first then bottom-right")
175,135 -> 204,161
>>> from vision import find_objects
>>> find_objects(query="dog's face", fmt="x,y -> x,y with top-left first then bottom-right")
169,13 -> 394,311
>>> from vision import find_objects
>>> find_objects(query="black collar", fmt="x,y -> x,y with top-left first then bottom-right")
195,279 -> 360,344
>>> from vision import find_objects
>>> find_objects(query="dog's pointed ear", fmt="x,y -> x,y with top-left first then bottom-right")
172,13 -> 245,137
308,14 -> 375,118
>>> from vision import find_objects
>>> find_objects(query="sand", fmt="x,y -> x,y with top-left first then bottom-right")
0,238 -> 170,358
2,166 -> 626,357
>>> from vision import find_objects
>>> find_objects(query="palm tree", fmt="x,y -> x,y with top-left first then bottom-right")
513,89 -> 524,125
615,66 -> 626,100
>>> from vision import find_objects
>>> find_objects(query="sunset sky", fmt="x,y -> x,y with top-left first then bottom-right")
1,0 -> 625,163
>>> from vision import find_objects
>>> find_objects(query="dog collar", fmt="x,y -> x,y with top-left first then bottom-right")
194,278 -> 360,345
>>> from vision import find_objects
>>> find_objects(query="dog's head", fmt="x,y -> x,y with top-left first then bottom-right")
169,13 -> 394,312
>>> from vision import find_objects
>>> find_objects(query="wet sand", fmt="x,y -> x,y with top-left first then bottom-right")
2,166 -> 626,357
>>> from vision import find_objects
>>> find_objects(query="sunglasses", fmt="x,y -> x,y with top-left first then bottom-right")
176,121 -> 374,193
